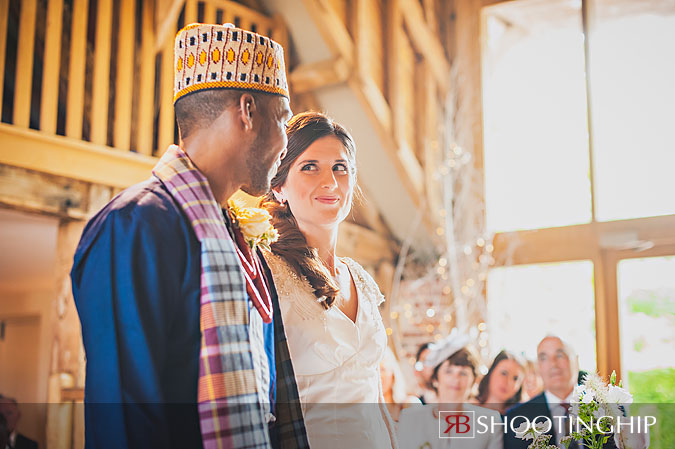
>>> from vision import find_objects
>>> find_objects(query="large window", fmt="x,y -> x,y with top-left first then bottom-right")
487,261 -> 597,371
482,0 -> 592,232
481,0 -> 675,401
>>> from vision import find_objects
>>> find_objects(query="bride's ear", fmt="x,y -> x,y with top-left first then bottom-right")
272,189 -> 286,204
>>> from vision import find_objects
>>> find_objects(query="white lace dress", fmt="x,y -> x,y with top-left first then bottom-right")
265,252 -> 397,449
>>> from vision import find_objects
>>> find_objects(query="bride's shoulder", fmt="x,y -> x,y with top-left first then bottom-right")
262,250 -> 325,320
341,257 -> 386,307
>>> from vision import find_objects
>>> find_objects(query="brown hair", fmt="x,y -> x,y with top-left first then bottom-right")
430,347 -> 479,392
476,350 -> 524,406
260,111 -> 357,308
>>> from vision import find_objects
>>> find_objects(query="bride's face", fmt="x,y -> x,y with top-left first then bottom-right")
277,136 -> 355,229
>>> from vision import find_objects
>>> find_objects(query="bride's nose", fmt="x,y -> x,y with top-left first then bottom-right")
320,170 -> 338,189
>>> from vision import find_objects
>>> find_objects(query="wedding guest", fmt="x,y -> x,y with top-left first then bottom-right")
504,336 -> 612,449
381,346 -> 421,421
522,358 -> 544,401
397,331 -> 503,449
414,342 -> 438,404
262,112 -> 397,449
474,350 -> 525,414
0,396 -> 38,449
70,24 -> 309,449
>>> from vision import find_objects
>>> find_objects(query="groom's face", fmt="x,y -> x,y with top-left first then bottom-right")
240,96 -> 292,197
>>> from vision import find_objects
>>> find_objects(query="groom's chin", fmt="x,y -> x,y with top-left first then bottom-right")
240,181 -> 270,198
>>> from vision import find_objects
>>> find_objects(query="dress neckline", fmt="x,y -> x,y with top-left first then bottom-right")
334,257 -> 361,326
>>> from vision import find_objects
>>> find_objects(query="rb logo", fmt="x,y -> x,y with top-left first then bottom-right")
438,411 -> 475,439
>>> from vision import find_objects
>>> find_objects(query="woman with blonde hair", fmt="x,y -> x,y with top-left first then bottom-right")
262,112 -> 396,449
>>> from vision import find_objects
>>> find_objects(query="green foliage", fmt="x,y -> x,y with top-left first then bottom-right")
629,369 -> 675,449
626,290 -> 675,317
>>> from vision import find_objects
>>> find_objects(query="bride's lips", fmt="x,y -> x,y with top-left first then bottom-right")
315,196 -> 339,204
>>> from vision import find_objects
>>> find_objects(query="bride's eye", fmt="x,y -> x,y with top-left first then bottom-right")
333,163 -> 348,173
301,163 -> 317,171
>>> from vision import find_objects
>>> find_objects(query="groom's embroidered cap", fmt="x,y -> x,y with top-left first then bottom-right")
173,23 -> 289,104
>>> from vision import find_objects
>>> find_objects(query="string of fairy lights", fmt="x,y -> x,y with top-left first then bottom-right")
388,70 -> 496,373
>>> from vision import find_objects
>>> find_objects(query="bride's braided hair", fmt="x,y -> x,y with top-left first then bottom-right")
260,112 -> 357,309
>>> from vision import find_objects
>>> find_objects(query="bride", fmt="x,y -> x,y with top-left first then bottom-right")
261,112 -> 397,449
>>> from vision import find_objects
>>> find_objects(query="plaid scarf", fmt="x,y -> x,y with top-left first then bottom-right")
153,145 -> 275,449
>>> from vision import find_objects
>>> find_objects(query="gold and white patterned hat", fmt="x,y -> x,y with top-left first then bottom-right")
173,23 -> 289,104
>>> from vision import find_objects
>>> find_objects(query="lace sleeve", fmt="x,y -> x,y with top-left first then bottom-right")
342,258 -> 386,307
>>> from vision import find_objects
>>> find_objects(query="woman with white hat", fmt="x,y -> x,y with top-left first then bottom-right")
397,331 -> 503,449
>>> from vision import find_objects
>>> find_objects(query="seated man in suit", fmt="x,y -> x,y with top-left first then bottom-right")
0,396 -> 38,449
504,336 -> 616,449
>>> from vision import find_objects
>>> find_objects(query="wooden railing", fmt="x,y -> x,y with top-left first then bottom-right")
0,0 -> 287,186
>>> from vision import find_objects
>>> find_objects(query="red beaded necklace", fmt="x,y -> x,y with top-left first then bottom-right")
227,213 -> 274,324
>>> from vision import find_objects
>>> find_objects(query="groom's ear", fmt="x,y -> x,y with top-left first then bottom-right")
238,93 -> 257,131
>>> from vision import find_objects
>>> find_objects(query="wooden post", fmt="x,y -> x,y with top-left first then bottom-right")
113,0 -> 136,151
0,0 -> 9,111
137,0 -> 156,155
157,37 -> 175,154
40,0 -> 64,134
203,1 -> 216,24
90,0 -> 113,145
185,0 -> 197,23
14,0 -> 37,127
65,0 -> 89,139
385,0 -> 403,146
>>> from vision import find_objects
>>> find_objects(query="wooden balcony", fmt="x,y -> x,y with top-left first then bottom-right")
0,0 -> 288,187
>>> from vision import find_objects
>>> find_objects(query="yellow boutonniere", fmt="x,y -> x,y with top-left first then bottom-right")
228,199 -> 279,251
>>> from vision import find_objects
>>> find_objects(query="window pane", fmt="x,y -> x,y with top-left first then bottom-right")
617,256 -> 675,392
590,1 -> 675,221
617,256 -> 675,449
482,0 -> 592,232
486,261 -> 596,371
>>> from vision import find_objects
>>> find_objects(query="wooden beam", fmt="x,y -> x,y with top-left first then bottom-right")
0,164 -> 92,219
13,0 -> 37,127
399,0 -> 451,91
493,214 -> 675,267
90,0 -> 113,145
65,0 -> 89,139
594,250 -> 619,378
302,0 -> 354,65
40,0 -> 64,134
155,0 -> 184,53
0,123 -> 156,189
289,57 -> 349,94
114,0 -> 136,151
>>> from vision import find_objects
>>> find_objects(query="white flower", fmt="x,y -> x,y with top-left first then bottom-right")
572,384 -> 586,403
607,385 -> 633,405
533,421 -> 549,434
582,388 -> 595,404
514,422 -> 534,440
584,373 -> 609,403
